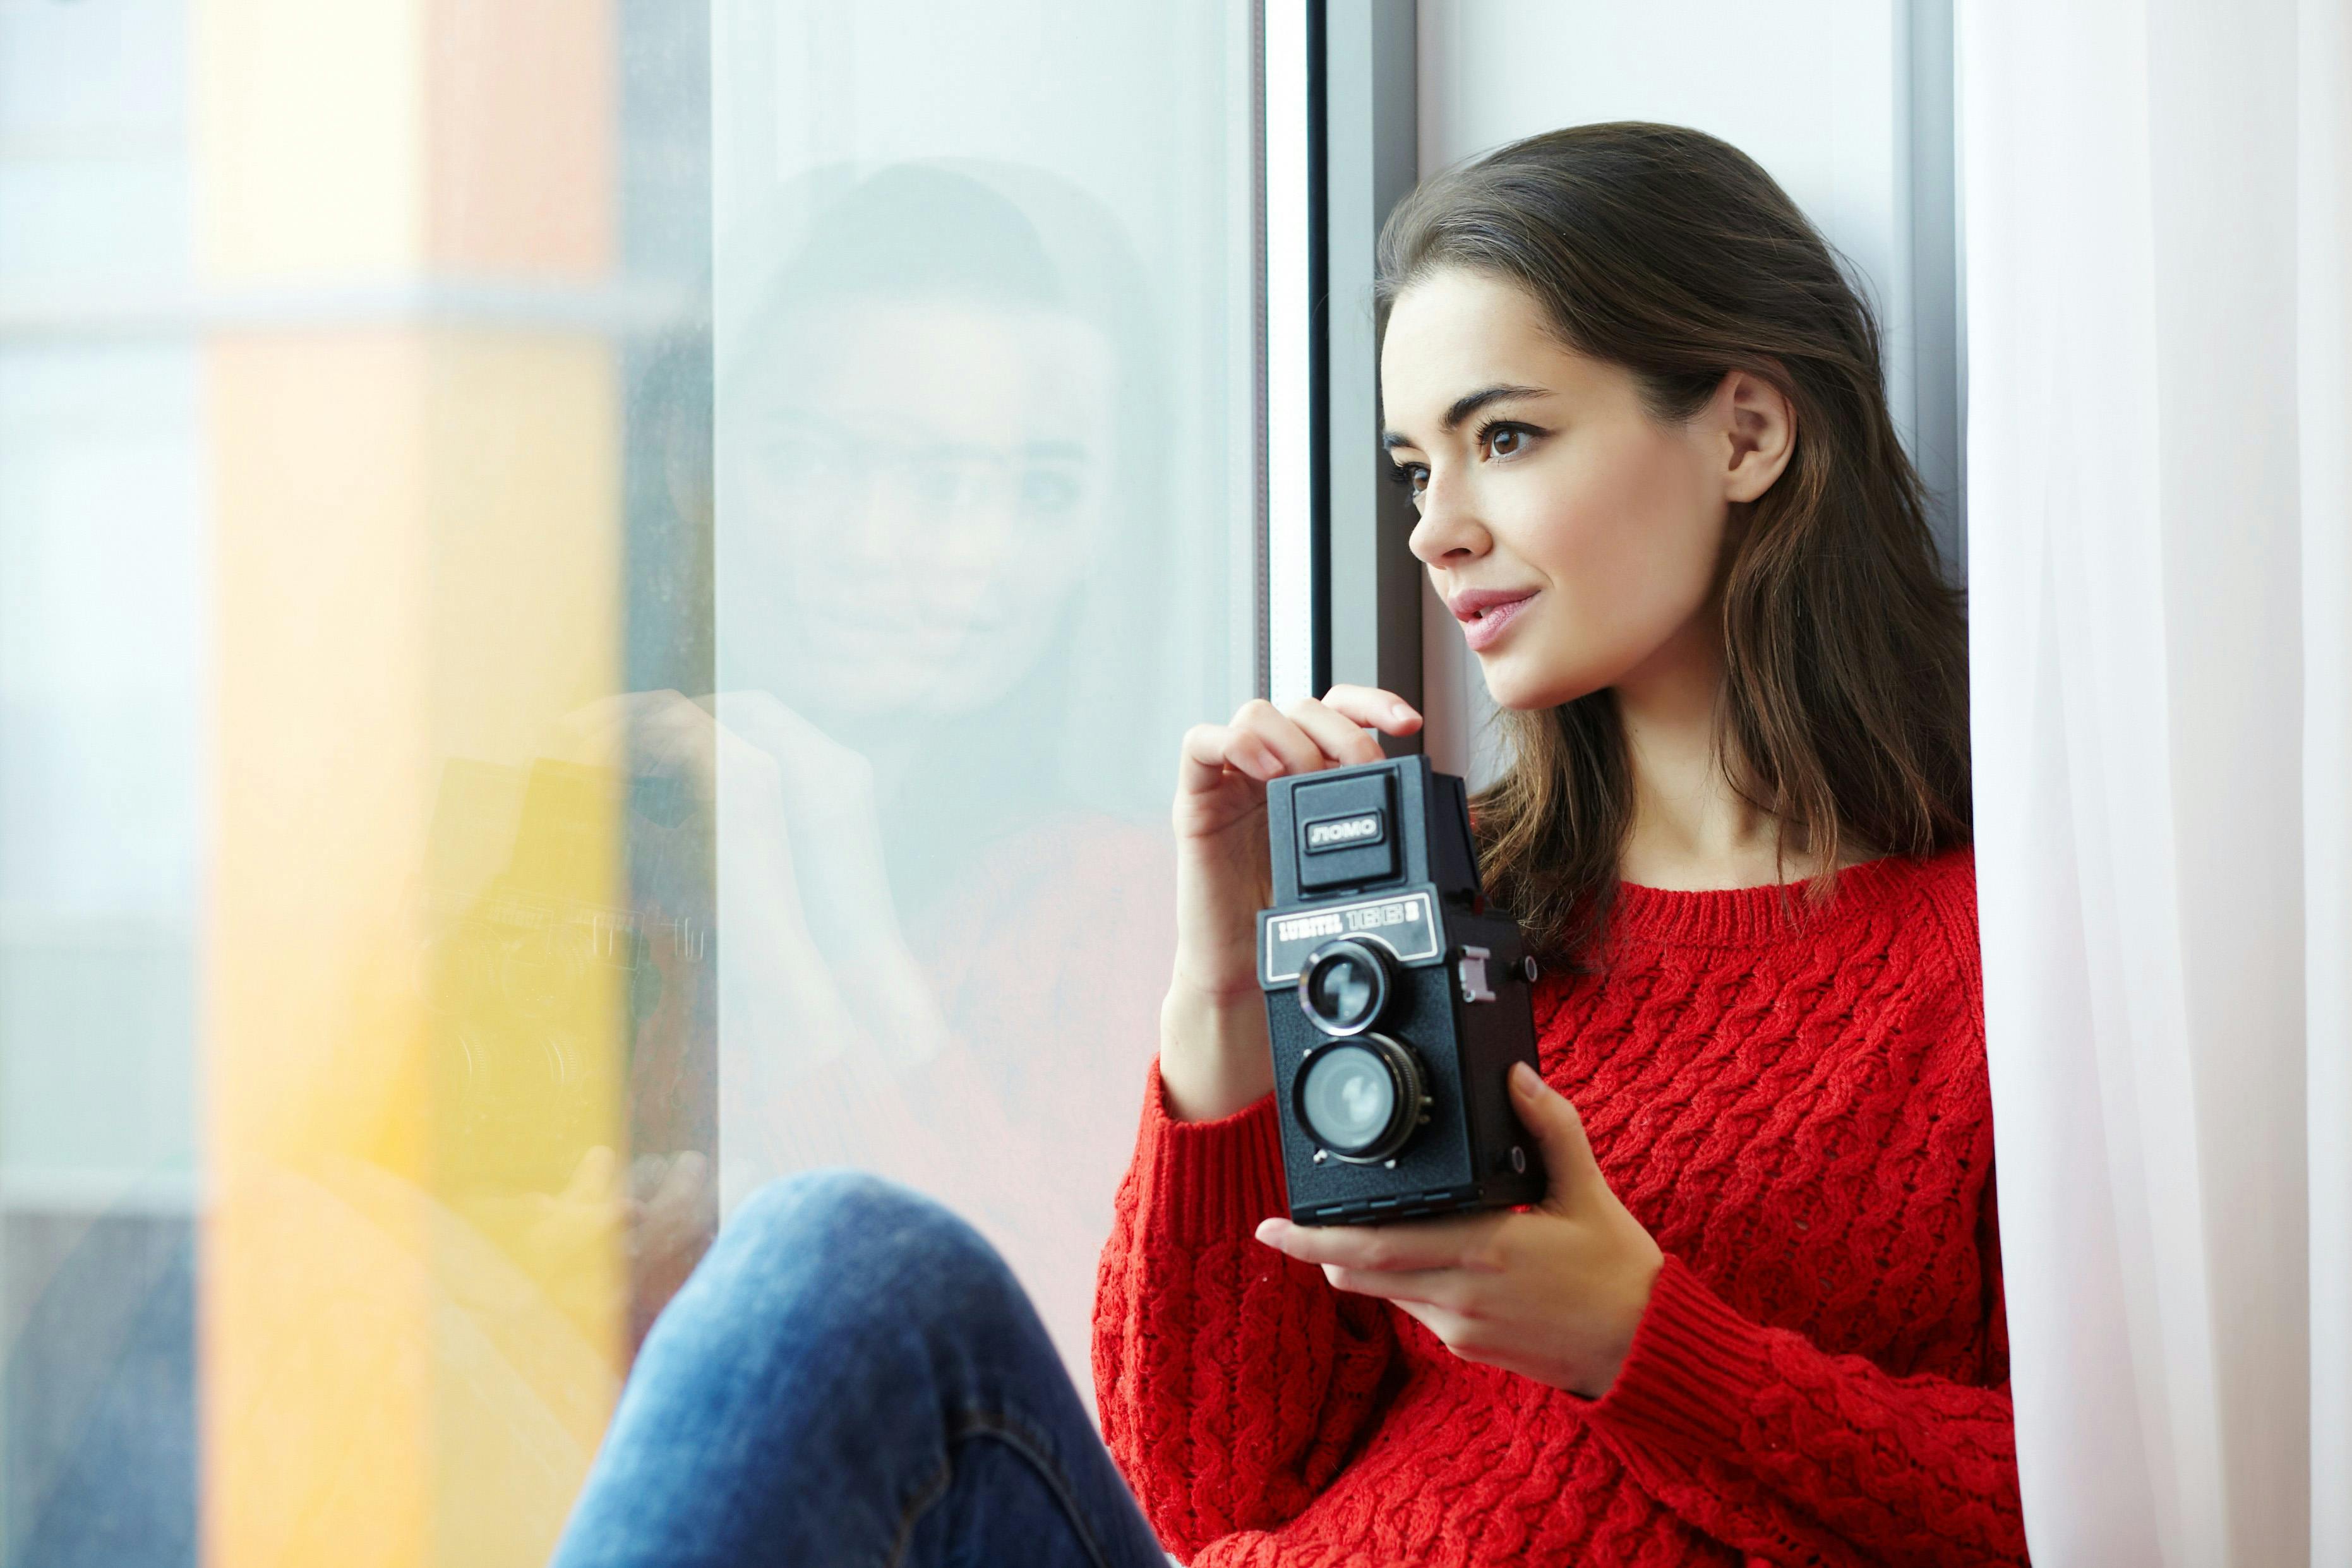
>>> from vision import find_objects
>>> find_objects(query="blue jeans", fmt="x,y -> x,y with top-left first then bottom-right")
547,1170 -> 1173,1568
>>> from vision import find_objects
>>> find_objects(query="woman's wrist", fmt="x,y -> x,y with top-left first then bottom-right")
1158,981 -> 1274,1122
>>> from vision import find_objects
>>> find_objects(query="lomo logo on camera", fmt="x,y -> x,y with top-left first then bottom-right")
1305,811 -> 1384,852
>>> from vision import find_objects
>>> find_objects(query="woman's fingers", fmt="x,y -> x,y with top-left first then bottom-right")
1232,699 -> 1327,776
1180,687 -> 1427,795
1254,1212 -> 1487,1271
1321,1264 -> 1463,1310
1241,687 -> 1425,777
1280,695 -> 1389,767
1179,721 -> 1281,790
1319,684 -> 1424,735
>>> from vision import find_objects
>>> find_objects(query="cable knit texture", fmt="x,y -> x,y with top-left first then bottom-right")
1091,847 -> 2024,1567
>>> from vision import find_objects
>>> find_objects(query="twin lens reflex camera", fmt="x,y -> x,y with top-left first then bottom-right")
1257,755 -> 1547,1226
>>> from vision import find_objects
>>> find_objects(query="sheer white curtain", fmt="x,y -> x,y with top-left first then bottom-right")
1960,1 -> 2351,1564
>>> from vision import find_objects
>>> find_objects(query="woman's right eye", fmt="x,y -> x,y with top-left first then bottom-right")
1386,463 -> 1427,506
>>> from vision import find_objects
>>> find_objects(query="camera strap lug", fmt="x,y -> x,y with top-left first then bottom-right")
1457,946 -> 1496,1004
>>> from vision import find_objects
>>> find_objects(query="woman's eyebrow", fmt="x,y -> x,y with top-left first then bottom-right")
1380,383 -> 1550,452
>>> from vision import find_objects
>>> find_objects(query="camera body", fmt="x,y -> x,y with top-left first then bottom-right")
1257,754 -> 1547,1226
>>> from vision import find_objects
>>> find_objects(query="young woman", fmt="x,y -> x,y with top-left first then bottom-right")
549,121 -> 2021,1568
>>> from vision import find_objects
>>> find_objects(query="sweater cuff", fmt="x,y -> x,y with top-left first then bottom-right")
1578,1251 -> 1782,1457
1127,1055 -> 1290,1246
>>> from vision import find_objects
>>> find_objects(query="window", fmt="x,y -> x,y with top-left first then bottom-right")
0,1 -> 1261,1560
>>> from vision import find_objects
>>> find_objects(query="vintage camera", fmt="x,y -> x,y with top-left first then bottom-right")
1257,754 -> 1547,1225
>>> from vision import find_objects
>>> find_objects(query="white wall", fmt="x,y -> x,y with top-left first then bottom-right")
1412,0 -> 1959,787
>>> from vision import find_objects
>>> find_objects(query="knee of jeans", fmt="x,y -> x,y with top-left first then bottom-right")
714,1169 -> 1020,1332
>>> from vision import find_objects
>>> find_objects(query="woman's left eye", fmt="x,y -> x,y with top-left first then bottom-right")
1483,421 -> 1535,458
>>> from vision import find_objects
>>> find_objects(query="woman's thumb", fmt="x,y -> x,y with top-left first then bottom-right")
1509,1060 -> 1595,1214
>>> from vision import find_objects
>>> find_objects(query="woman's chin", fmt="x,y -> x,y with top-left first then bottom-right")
1476,654 -> 1593,713
1473,658 -> 1546,712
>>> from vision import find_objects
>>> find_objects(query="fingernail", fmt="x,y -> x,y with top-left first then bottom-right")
1511,1062 -> 1540,1094
1389,703 -> 1413,722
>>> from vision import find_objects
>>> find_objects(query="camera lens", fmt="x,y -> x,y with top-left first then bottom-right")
1293,1033 -> 1426,1163
1307,957 -> 1375,1024
1296,938 -> 1394,1036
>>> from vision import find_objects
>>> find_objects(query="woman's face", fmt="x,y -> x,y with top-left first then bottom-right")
727,295 -> 1115,717
1379,266 -> 1748,711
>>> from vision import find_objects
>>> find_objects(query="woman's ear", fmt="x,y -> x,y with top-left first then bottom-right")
1719,367 -> 1796,503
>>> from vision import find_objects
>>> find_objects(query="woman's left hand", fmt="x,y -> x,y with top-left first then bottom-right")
1254,1061 -> 1665,1400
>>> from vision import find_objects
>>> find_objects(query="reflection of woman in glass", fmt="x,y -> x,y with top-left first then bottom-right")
556,124 -> 2016,1568
594,160 -> 1183,1377
720,159 -> 1167,914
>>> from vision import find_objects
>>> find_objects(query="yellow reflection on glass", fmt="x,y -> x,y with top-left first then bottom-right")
188,2 -> 673,1561
203,331 -> 637,1568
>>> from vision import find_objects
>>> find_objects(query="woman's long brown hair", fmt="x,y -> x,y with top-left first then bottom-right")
1373,122 -> 1971,964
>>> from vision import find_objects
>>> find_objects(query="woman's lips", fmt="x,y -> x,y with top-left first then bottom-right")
1456,591 -> 1537,652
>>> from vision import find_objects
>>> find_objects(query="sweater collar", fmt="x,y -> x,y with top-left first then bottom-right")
1604,849 -> 1962,949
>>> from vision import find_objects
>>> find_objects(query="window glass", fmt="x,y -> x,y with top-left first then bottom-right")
708,2 -> 1259,1380
3,3 -> 207,1561
0,1 -> 1255,1560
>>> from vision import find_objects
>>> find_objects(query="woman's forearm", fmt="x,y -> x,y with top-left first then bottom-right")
1156,981 -> 1275,1122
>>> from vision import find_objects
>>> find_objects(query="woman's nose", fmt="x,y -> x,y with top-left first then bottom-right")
1406,477 -> 1487,566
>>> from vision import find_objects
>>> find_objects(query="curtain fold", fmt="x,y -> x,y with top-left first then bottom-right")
1960,3 -> 2351,1564
2298,0 -> 2352,1559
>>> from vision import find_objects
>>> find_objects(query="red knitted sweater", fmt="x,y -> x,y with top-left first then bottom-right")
1091,847 -> 2025,1567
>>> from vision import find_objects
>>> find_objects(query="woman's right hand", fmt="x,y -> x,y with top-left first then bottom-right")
1159,685 -> 1424,1122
